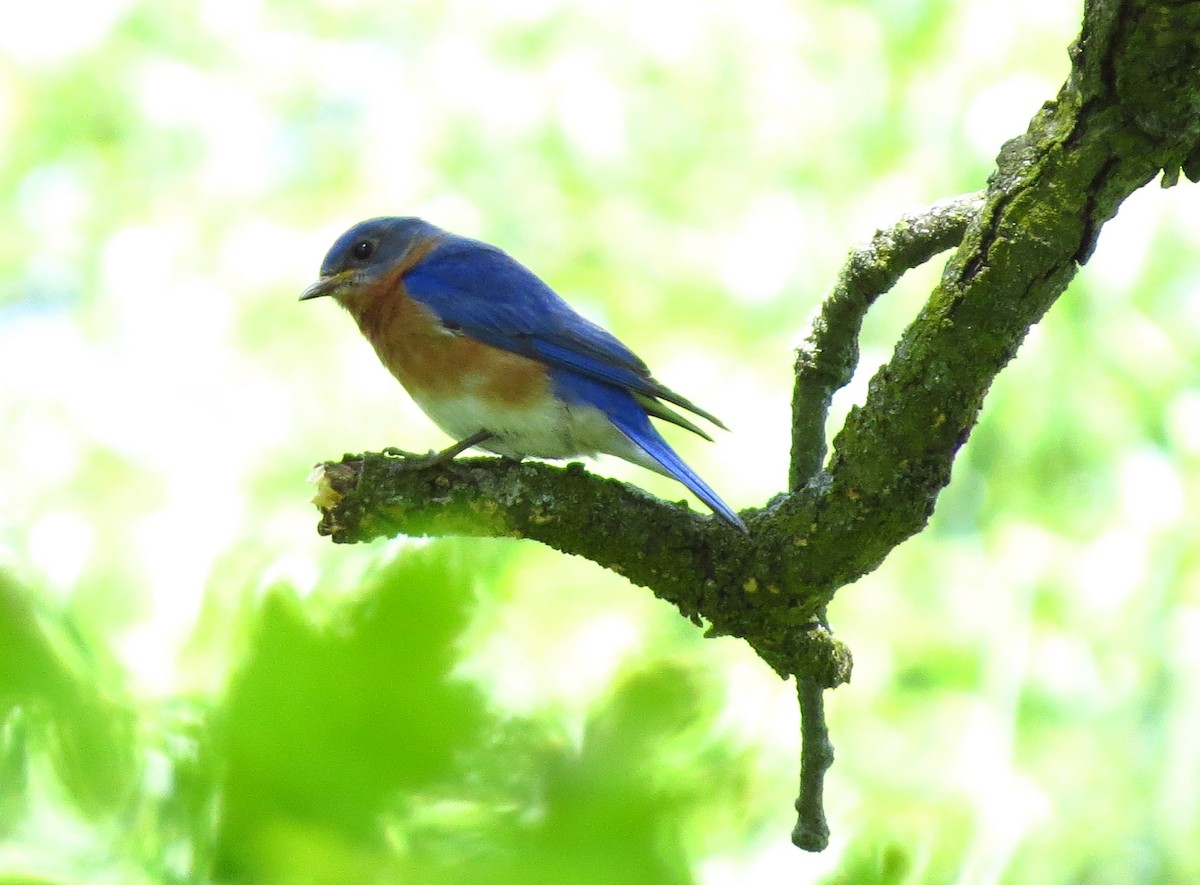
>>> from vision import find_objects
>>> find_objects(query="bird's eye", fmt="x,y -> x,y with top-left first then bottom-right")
351,240 -> 374,260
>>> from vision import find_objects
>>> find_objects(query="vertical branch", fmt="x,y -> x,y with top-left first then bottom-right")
791,672 -> 834,852
786,197 -> 980,851
787,615 -> 852,853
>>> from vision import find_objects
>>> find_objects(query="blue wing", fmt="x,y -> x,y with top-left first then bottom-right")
402,236 -> 726,432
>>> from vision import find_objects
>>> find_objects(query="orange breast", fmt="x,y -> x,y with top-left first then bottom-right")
348,268 -> 551,409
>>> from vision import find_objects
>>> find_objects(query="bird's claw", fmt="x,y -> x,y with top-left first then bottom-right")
380,445 -> 476,481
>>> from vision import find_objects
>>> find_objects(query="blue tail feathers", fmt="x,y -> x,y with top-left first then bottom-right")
608,403 -> 748,533
550,370 -> 748,532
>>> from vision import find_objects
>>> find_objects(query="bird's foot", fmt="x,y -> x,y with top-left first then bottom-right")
381,431 -> 495,475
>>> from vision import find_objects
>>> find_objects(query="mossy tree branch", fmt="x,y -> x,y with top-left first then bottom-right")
310,0 -> 1200,851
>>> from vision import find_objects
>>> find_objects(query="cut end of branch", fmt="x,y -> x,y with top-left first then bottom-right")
308,464 -> 342,511
308,458 -> 370,540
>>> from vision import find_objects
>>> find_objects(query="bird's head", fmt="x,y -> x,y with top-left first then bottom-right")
300,216 -> 441,304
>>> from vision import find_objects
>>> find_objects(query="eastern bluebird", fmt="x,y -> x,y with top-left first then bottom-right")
301,217 -> 747,532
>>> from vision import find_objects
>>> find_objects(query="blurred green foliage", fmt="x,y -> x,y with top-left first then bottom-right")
2,0 -> 1199,881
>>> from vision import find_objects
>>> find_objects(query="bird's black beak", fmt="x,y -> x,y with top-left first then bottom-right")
299,271 -> 356,301
299,277 -> 335,301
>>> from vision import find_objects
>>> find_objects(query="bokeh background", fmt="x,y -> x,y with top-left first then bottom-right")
3,0 -> 1200,881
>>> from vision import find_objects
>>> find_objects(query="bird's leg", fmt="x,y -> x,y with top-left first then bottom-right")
430,429 -> 495,462
382,430 -> 495,467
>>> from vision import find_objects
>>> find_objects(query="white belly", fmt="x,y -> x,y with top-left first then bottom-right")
411,388 -> 638,463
